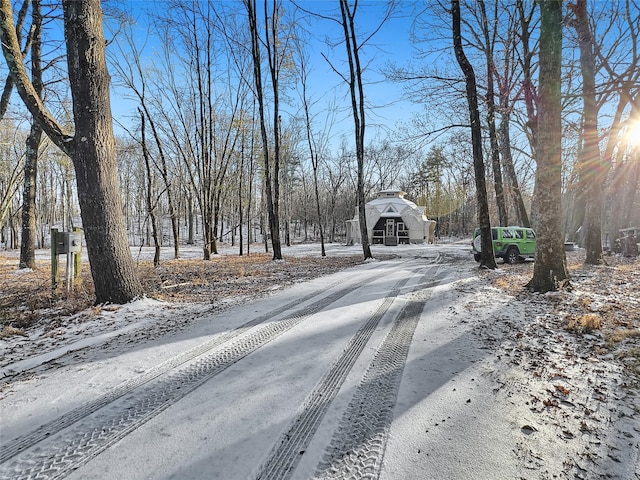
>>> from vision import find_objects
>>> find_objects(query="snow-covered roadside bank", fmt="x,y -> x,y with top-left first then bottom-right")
469,268 -> 640,479
0,243 -> 638,479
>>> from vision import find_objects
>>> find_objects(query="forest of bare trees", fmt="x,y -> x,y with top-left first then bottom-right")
1,0 -> 639,301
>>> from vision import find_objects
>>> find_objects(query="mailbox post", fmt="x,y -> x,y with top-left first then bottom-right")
51,228 -> 83,291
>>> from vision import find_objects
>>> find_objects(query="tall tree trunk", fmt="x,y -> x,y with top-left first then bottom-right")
62,0 -> 144,302
140,109 -> 161,267
499,109 -> 530,227
452,0 -> 496,269
478,0 -> 507,227
265,1 -> 283,259
527,0 -> 569,292
495,10 -> 529,228
143,109 -> 179,260
247,123 -> 256,256
312,153 -> 326,257
516,0 -> 540,228
340,0 -> 372,260
1,0 -> 144,303
298,46 -> 326,256
19,0 -> 42,271
20,122 -> 41,269
245,0 -> 282,260
571,0 -> 604,264
185,187 -> 194,245
239,134 -> 245,256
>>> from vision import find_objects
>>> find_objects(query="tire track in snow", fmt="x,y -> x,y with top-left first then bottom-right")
314,271 -> 450,480
254,273 -> 414,480
0,262 -> 418,480
254,265 -> 448,480
0,285 -> 326,464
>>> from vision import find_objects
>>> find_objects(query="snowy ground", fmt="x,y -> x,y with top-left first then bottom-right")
0,242 -> 638,479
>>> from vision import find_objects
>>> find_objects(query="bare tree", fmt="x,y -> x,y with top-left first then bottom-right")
567,0 -> 604,264
244,0 -> 284,260
494,7 -> 530,228
389,1 -> 531,231
0,0 -> 29,121
477,0 -> 507,227
326,145 -> 349,243
18,0 -> 43,270
0,125 -> 24,228
527,0 -> 569,292
110,22 -> 181,260
139,109 -> 161,266
298,46 -> 327,256
337,0 -> 382,260
148,1 -> 244,259
576,0 -> 639,250
452,0 -> 496,269
1,0 -> 144,303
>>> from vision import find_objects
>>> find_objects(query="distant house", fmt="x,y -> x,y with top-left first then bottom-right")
346,190 -> 436,246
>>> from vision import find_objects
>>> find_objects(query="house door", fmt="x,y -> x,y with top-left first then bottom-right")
384,219 -> 398,246
386,219 -> 395,237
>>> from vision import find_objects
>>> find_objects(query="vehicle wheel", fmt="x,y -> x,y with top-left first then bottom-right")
505,247 -> 520,264
472,235 -> 482,253
474,253 -> 481,262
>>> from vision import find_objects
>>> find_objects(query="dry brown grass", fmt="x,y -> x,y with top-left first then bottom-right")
0,250 -> 365,336
0,258 -> 95,330
0,325 -> 26,339
566,313 -> 602,333
138,253 -> 367,302
609,328 -> 640,344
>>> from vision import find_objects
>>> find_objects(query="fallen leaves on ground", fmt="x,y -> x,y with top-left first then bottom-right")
478,251 -> 640,478
0,249 -> 364,336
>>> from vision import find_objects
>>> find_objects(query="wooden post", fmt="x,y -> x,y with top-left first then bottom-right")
51,228 -> 82,292
51,228 -> 59,290
65,250 -> 73,292
73,227 -> 82,285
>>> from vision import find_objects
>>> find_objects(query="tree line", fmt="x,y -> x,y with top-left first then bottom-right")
1,0 -> 638,303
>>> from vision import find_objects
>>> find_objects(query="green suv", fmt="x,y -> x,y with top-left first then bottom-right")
472,226 -> 536,264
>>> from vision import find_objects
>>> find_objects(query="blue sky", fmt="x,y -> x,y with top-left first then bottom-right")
297,3 -> 420,144
107,1 -> 432,151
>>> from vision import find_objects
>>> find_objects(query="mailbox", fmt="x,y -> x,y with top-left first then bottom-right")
51,228 -> 83,291
63,232 -> 82,253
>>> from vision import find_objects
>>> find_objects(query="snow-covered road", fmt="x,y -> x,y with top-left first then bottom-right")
1,244 -> 638,479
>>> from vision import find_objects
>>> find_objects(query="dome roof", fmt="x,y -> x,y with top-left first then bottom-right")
367,190 -> 420,214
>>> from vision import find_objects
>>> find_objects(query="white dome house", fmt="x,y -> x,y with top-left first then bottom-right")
346,190 -> 436,246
